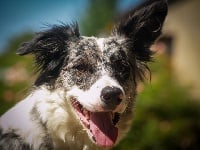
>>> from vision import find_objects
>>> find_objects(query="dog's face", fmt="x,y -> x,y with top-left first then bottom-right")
60,36 -> 134,110
57,36 -> 136,146
17,0 -> 167,148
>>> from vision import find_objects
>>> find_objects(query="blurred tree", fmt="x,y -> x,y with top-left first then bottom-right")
80,0 -> 117,36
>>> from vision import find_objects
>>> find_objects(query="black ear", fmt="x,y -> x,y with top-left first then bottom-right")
17,23 -> 80,86
114,0 -> 168,61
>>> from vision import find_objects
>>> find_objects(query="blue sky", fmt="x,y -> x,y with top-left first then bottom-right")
0,0 -> 140,51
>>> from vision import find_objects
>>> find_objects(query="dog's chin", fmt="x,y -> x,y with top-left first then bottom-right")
70,98 -> 120,147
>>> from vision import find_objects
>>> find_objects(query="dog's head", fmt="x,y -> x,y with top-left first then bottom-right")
17,0 -> 167,148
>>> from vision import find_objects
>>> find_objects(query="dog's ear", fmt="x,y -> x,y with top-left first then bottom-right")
113,0 -> 168,62
17,23 -> 80,86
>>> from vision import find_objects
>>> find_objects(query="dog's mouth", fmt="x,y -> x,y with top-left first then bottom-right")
71,98 -> 120,147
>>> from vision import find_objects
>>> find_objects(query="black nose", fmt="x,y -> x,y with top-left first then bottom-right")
100,86 -> 123,106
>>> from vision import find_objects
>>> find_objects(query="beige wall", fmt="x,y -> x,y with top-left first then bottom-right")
164,0 -> 200,98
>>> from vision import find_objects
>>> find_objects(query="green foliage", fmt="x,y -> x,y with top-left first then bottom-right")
80,0 -> 117,36
0,33 -> 34,115
0,33 -> 33,67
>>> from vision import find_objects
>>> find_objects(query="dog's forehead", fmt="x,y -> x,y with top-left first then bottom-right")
69,36 -> 125,57
96,37 -> 125,53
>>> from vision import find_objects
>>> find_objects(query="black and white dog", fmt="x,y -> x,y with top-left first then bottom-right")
0,0 -> 167,149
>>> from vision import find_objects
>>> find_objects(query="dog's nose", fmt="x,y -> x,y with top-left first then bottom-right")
100,86 -> 123,107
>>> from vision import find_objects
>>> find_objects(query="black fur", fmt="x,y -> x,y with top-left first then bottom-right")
0,130 -> 53,150
114,0 -> 168,62
17,23 -> 80,86
0,129 -> 31,150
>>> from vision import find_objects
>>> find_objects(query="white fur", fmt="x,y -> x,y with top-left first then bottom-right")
0,88 -> 49,149
67,75 -> 127,113
0,87 -> 97,149
96,38 -> 105,52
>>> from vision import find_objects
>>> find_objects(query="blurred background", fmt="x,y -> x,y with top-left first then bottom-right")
0,0 -> 200,149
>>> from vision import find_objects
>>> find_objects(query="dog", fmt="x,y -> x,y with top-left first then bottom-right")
0,0 -> 167,149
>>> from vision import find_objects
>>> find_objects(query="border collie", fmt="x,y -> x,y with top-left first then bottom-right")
0,0 -> 167,149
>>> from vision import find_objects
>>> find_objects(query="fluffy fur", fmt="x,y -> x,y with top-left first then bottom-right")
0,0 -> 168,150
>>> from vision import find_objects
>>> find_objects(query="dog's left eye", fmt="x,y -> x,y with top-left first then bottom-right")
115,61 -> 130,79
73,63 -> 94,73
74,64 -> 86,71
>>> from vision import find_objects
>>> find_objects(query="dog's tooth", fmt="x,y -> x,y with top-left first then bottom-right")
80,107 -> 84,112
86,123 -> 90,128
92,136 -> 96,142
86,113 -> 90,120
83,109 -> 90,119
82,121 -> 90,128
83,109 -> 87,115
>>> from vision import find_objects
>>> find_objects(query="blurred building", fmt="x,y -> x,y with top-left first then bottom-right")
162,0 -> 200,99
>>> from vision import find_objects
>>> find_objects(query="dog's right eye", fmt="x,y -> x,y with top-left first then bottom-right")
74,64 -> 87,71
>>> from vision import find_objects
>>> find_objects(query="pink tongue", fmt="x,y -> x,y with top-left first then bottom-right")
89,112 -> 118,147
